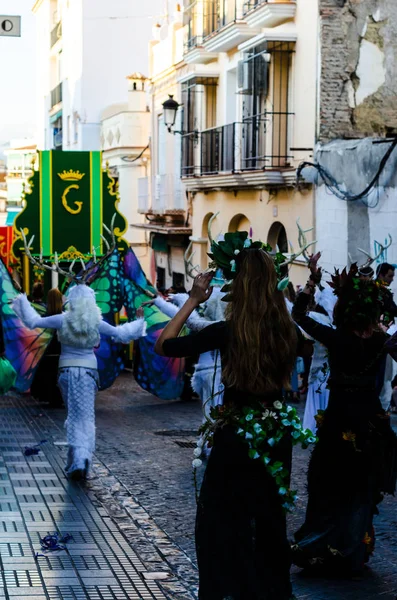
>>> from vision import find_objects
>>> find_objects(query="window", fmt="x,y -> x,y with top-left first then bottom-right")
156,267 -> 166,291
181,77 -> 218,177
172,272 -> 185,291
73,113 -> 78,143
181,77 -> 217,134
267,222 -> 288,277
238,41 -> 294,169
157,114 -> 166,176
66,115 -> 71,146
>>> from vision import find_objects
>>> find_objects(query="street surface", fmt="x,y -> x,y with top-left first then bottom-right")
1,372 -> 397,599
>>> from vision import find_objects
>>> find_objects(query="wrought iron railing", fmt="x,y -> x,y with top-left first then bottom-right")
240,111 -> 293,170
181,111 -> 293,177
181,132 -> 197,177
50,21 -> 62,47
203,0 -> 242,39
50,82 -> 63,108
242,0 -> 268,15
200,123 -> 235,174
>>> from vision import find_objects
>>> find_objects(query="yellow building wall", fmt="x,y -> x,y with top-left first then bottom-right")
190,186 -> 314,286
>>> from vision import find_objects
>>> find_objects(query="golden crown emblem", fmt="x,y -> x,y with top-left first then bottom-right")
57,169 -> 85,181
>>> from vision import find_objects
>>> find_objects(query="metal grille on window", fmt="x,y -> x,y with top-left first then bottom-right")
237,41 -> 295,170
181,77 -> 218,177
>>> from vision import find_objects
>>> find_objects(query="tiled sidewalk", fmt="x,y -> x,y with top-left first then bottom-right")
0,394 -> 176,600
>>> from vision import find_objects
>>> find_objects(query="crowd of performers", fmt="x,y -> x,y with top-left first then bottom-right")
0,222 -> 397,599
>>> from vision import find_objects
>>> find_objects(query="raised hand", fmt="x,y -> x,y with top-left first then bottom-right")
308,252 -> 321,273
189,272 -> 214,306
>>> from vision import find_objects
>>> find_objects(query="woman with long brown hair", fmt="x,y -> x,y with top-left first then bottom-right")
155,246 -> 308,599
31,288 -> 64,407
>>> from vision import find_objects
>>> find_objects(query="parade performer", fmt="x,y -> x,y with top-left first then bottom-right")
30,288 -> 64,407
292,259 -> 397,576
302,286 -> 336,433
153,279 -> 226,417
376,262 -> 397,324
155,230 -> 316,600
13,225 -> 146,481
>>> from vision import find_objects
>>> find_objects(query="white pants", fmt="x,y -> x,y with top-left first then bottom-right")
58,367 -> 98,474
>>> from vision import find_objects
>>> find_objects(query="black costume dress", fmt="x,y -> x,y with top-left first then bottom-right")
164,321 -> 302,600
292,292 -> 397,573
31,332 -> 63,407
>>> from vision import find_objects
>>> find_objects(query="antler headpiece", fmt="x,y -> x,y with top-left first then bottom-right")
357,235 -> 392,269
20,214 -> 117,285
207,214 -> 315,291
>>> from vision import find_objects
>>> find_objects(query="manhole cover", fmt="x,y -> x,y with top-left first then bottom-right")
155,430 -> 198,437
174,440 -> 197,449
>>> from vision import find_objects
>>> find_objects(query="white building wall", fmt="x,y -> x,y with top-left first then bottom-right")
315,187 -> 348,274
34,0 -> 163,151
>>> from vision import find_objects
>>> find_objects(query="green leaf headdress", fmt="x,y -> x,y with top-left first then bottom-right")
207,215 -> 315,297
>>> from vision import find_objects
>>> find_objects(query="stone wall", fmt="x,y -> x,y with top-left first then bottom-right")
319,0 -> 397,142
301,138 -> 397,277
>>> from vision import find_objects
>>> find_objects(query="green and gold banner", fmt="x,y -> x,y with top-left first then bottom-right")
12,150 -> 128,262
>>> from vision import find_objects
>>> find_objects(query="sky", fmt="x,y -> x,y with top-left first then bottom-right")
0,1 -> 37,158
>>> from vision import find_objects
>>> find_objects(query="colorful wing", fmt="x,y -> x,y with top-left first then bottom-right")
0,259 -> 52,392
123,247 -> 156,295
123,250 -> 186,400
88,249 -> 125,390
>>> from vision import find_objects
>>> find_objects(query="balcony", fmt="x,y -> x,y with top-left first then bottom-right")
202,0 -> 257,53
135,176 -> 190,235
181,111 -> 296,189
50,82 -> 62,108
138,175 -> 186,214
242,0 -> 296,29
183,0 -> 217,63
50,21 -> 62,48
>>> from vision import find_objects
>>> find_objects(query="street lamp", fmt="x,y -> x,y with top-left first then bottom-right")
162,94 -> 199,141
162,95 -> 180,133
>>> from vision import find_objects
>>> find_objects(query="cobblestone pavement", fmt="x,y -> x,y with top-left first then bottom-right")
3,372 -> 397,599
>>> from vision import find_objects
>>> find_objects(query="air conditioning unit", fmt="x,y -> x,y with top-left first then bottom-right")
237,51 -> 270,95
237,57 -> 253,94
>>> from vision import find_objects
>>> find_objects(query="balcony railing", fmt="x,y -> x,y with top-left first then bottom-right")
181,111 -> 293,177
200,123 -> 235,174
50,21 -> 62,47
50,82 -> 63,108
242,0 -> 267,15
203,0 -> 242,38
138,175 -> 185,213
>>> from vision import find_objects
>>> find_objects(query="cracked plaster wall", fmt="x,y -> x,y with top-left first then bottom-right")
319,0 -> 397,142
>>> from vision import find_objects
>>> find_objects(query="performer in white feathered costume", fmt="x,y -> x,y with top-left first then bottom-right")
13,285 -> 146,480
302,287 -> 337,432
154,284 -> 226,418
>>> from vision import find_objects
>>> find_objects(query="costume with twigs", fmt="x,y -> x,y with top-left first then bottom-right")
12,224 -> 146,480
161,228 -> 316,600
292,264 -> 397,574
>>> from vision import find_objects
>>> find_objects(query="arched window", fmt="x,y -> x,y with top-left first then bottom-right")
267,222 -> 288,276
202,212 -> 214,238
228,213 -> 251,233
201,212 -> 215,267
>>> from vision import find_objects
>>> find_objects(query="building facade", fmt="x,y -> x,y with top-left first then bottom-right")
300,0 -> 397,277
4,139 -> 38,227
139,0 -> 318,290
32,0 -> 163,152
100,73 -> 151,264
